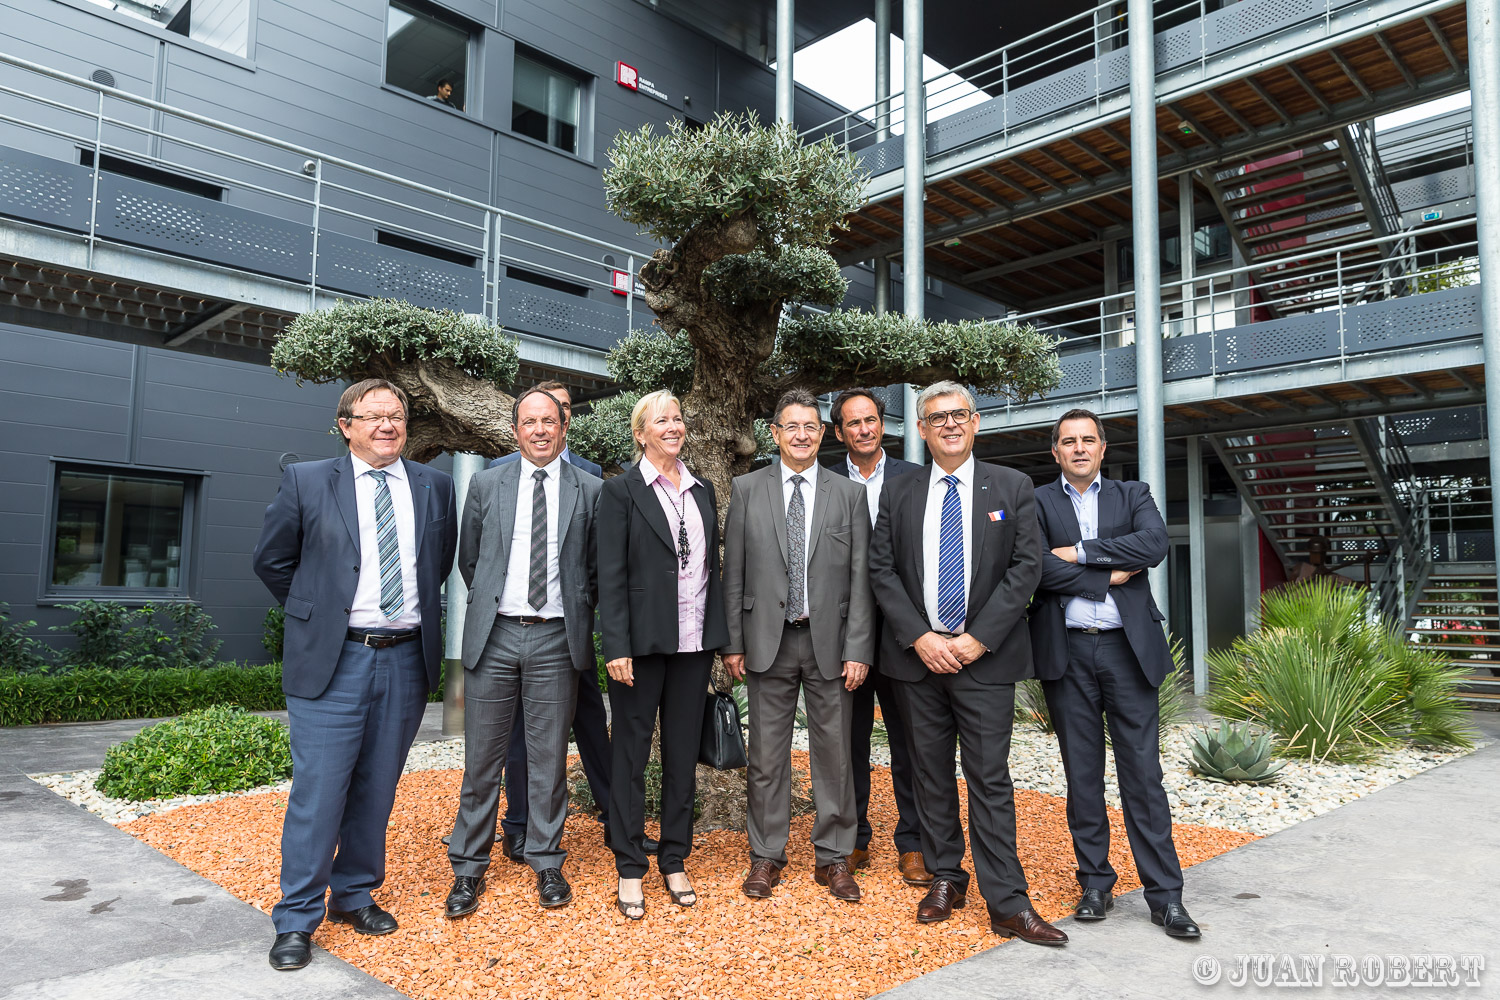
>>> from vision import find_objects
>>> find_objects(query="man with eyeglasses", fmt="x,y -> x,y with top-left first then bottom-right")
722,389 -> 875,903
254,378 -> 458,971
445,385 -> 603,916
869,380 -> 1067,946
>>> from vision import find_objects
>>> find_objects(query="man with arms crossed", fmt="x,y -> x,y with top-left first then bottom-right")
826,387 -> 931,887
445,385 -> 602,915
723,389 -> 875,903
1029,408 -> 1199,938
869,380 -> 1066,945
253,379 -> 457,971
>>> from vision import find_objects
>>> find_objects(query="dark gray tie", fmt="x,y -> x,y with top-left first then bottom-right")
786,474 -> 806,621
528,468 -> 548,611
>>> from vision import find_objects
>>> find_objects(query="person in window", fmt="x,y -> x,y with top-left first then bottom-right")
597,390 -> 728,920
430,78 -> 464,111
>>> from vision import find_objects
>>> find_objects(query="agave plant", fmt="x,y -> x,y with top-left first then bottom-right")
1189,720 -> 1286,784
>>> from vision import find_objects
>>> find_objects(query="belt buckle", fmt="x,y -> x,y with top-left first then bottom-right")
1084,627 -> 1100,634
361,632 -> 385,647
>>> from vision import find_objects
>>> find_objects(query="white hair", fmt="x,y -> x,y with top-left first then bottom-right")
915,380 -> 977,417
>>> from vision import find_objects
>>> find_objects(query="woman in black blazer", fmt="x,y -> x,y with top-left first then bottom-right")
597,389 -> 729,920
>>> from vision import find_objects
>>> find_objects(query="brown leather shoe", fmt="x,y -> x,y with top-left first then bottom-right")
742,859 -> 783,899
848,847 -> 870,871
899,851 -> 934,887
814,861 -> 862,902
991,907 -> 1069,946
916,878 -> 966,923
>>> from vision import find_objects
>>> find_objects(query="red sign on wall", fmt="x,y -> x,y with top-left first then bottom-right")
616,62 -> 639,90
611,270 -> 632,295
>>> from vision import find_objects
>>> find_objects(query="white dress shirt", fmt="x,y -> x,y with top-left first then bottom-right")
780,459 -> 817,594
348,454 -> 421,629
498,454 -> 566,618
921,455 -> 975,634
1062,474 -> 1124,630
846,451 -> 887,527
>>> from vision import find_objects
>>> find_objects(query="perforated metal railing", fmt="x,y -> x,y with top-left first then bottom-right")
979,215 -> 1481,412
800,0 -> 1445,177
0,50 -> 657,351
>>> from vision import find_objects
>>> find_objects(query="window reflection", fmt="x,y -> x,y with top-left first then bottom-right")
52,470 -> 187,589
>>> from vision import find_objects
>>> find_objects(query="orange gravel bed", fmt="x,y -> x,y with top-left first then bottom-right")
124,752 -> 1256,999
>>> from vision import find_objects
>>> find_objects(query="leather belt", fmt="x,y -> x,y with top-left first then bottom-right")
346,627 -> 421,648
784,617 -> 811,630
501,614 -> 563,625
1068,626 -> 1122,635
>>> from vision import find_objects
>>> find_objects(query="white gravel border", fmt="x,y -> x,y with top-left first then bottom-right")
30,725 -> 1483,837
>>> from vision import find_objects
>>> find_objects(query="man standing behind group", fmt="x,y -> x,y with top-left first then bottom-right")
826,388 -> 931,887
444,386 -> 602,916
488,381 -> 623,863
869,380 -> 1066,946
253,379 -> 457,972
723,389 -> 875,903
1029,409 -> 1199,939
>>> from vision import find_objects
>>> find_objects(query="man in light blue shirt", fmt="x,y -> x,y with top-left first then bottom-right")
1060,475 -> 1126,632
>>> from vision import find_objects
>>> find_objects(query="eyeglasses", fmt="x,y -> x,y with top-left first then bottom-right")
923,408 -> 973,428
346,413 -> 407,426
774,422 -> 824,436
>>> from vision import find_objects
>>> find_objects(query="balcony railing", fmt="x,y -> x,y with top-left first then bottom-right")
0,50 -> 657,354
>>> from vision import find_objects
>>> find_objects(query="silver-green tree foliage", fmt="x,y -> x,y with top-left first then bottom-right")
271,297 -> 519,463
602,112 -> 1062,498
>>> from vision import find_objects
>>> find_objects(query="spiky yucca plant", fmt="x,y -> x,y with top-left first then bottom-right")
1189,720 -> 1285,784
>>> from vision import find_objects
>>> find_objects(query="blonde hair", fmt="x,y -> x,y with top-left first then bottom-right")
631,389 -> 682,462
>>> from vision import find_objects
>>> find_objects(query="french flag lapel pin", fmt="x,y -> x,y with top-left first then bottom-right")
989,510 -> 1006,522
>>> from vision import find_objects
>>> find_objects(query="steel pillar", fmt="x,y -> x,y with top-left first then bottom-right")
1129,0 -> 1168,615
1187,435 -> 1209,694
1179,173 -> 1196,337
1470,0 -> 1500,568
776,0 -> 795,123
902,0 -> 926,463
875,0 -> 891,141
441,451 -> 486,737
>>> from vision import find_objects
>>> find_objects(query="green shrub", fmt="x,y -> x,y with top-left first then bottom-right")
263,606 -> 285,659
0,663 -> 285,726
48,600 -> 221,670
0,603 -> 50,674
1206,578 -> 1475,762
96,704 -> 292,799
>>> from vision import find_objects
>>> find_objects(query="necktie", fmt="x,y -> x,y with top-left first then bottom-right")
936,474 -> 965,632
368,470 -> 404,620
786,474 -> 806,622
528,468 -> 548,611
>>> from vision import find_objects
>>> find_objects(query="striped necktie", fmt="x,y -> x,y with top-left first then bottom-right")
785,474 -> 806,622
368,469 -> 404,620
936,474 -> 965,632
528,468 -> 548,611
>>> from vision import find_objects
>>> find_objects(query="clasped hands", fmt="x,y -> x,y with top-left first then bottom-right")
1050,545 -> 1140,587
913,631 -> 986,674
723,654 -> 869,691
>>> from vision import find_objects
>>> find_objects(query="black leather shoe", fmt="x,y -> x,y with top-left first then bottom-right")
537,868 -> 573,908
1152,901 -> 1202,939
445,875 -> 486,918
500,831 -> 527,864
1074,888 -> 1114,921
643,836 -> 660,855
327,903 -> 398,935
268,931 -> 311,971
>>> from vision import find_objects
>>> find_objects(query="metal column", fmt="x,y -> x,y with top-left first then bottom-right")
1179,173 -> 1196,337
1187,436 -> 1209,694
776,0 -> 795,123
902,0 -> 926,463
441,451 -> 486,737
1469,0 -> 1500,568
1128,0 -> 1168,614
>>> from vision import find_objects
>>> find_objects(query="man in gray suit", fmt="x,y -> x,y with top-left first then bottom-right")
253,378 -> 457,972
444,385 -> 602,915
723,389 -> 876,903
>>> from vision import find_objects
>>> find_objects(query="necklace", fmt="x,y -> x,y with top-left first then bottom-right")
654,480 -> 692,570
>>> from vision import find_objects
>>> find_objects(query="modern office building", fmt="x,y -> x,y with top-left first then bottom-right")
1,0 -> 1495,707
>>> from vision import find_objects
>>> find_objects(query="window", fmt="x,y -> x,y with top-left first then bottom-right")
513,52 -> 582,154
83,0 -> 252,58
386,1 -> 471,111
49,466 -> 196,594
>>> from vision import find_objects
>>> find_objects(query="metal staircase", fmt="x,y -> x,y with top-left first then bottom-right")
1200,122 -> 1409,317
1409,566 -> 1500,709
1210,418 -> 1414,577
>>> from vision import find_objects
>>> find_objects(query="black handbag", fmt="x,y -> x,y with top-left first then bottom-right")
699,688 -> 748,770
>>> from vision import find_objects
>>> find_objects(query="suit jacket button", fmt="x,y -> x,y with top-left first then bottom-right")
343,608 -> 350,614
779,601 -> 785,608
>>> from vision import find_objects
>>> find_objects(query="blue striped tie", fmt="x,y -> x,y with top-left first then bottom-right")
368,470 -> 404,620
936,474 -> 965,632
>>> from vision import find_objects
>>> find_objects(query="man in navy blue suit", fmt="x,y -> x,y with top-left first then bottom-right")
1029,408 -> 1200,939
253,378 -> 457,971
489,381 -> 627,859
825,388 -> 930,888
